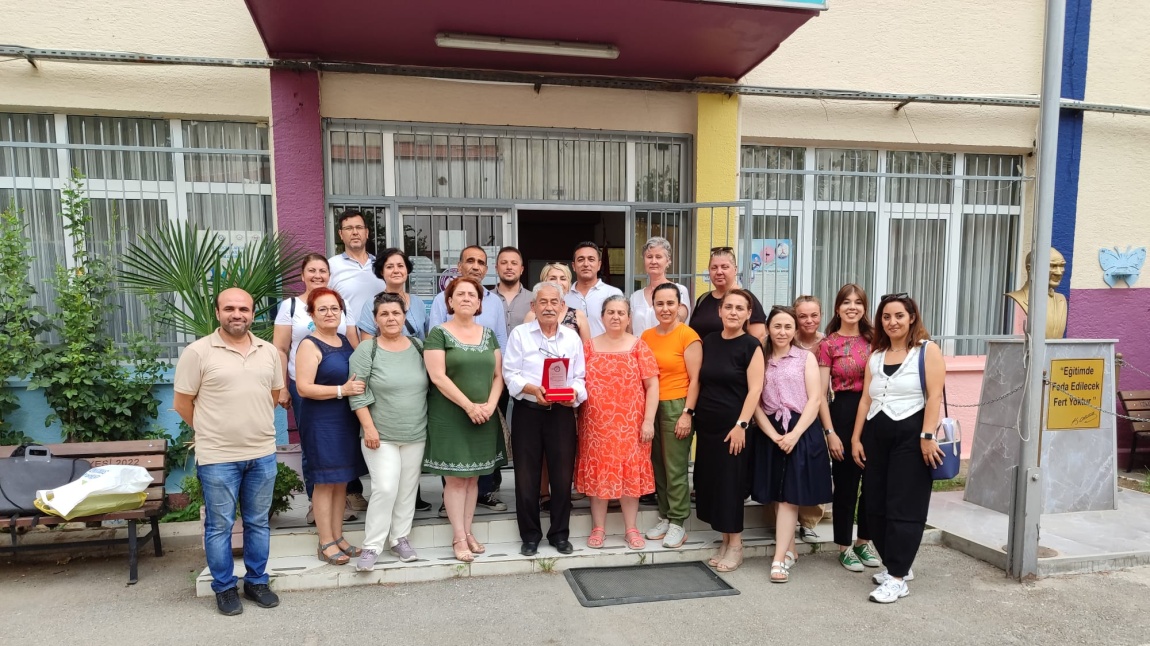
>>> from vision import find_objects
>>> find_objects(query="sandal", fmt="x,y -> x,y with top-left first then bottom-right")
335,536 -> 362,557
452,538 -> 475,563
770,561 -> 790,583
708,542 -> 728,567
784,550 -> 797,570
587,527 -> 606,549
465,533 -> 486,554
716,545 -> 744,572
317,540 -> 350,565
625,528 -> 646,550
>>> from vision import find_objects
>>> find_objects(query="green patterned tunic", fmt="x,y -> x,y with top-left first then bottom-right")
422,325 -> 507,476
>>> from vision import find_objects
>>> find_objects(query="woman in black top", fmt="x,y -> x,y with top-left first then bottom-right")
693,288 -> 765,573
689,248 -> 768,343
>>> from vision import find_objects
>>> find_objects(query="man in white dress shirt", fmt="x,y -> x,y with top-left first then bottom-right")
564,241 -> 623,338
503,282 -> 587,556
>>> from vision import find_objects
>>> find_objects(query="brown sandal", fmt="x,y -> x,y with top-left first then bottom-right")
708,543 -> 728,568
452,538 -> 475,563
465,533 -> 486,554
716,545 -> 744,572
317,540 -> 350,565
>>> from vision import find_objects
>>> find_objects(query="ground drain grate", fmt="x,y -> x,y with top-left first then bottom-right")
564,562 -> 738,607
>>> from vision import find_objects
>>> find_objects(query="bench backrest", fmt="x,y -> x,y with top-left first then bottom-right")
0,440 -> 167,504
1118,390 -> 1150,433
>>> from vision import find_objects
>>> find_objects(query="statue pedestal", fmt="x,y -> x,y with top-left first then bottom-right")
964,339 -> 1118,514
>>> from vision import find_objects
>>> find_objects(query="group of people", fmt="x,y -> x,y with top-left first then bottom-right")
174,208 -> 947,615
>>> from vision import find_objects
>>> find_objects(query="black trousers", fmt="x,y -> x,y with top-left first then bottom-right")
511,403 -> 577,544
862,410 -> 932,578
830,390 -> 869,546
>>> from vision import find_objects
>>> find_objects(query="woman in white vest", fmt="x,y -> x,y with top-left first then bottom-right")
850,293 -> 946,604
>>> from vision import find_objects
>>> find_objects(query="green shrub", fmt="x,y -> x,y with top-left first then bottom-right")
0,204 -> 47,442
30,173 -> 167,443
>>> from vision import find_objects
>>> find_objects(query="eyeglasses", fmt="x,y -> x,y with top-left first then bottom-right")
880,292 -> 909,302
315,306 -> 342,314
340,225 -> 367,232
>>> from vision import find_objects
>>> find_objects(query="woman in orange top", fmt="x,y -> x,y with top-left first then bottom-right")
639,283 -> 702,549
575,295 -> 660,550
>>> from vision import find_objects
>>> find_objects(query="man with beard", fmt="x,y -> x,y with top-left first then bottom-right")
174,288 -> 284,616
494,246 -> 532,332
503,282 -> 587,556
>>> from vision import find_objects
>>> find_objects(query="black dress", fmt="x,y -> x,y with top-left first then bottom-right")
693,332 -> 763,533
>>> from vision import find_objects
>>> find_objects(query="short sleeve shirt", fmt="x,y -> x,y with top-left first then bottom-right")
630,283 -> 692,337
328,252 -> 384,328
565,279 -> 624,337
640,323 -> 701,401
173,331 -> 285,465
817,332 -> 871,393
688,291 -> 768,341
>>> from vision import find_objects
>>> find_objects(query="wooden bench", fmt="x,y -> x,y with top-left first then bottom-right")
0,439 -> 166,584
1119,390 -> 1150,472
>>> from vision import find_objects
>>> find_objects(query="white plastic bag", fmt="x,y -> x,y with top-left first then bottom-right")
35,465 -> 153,518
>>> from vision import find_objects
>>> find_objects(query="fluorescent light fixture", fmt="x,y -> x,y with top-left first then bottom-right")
435,33 -> 619,60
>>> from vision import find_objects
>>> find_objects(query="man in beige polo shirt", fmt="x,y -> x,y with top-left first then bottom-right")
174,288 -> 285,616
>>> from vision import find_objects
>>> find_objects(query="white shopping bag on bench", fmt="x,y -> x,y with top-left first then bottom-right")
35,465 -> 153,519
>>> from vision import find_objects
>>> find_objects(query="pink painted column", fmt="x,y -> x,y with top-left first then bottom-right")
271,68 -> 326,251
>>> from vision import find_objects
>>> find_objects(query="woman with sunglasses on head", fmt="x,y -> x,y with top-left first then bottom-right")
694,289 -> 765,573
851,293 -> 946,603
819,285 -> 882,572
688,248 -> 768,343
751,306 -> 832,583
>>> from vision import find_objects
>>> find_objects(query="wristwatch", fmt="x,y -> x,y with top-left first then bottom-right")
737,420 -> 749,429
824,428 -> 833,437
920,432 -> 934,440
684,408 -> 696,417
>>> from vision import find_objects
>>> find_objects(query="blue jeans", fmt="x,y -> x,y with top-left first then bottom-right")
198,453 -> 277,593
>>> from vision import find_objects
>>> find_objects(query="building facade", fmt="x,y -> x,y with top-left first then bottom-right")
3,0 -> 1147,462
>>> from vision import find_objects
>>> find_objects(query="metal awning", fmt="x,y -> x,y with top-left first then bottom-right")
243,0 -> 825,81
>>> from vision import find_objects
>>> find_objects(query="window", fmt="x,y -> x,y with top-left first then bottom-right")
741,145 -> 1025,354
0,113 -> 272,352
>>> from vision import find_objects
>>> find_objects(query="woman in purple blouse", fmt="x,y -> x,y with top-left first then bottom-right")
817,284 -> 881,573
752,306 -> 832,583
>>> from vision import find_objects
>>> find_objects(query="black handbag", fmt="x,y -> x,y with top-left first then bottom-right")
0,445 -> 92,517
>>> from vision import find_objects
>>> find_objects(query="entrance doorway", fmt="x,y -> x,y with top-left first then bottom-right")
515,210 -> 627,292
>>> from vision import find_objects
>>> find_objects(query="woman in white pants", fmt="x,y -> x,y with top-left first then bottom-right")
348,292 -> 429,570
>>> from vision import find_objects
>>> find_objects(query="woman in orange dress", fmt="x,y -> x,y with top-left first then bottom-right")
575,295 -> 660,550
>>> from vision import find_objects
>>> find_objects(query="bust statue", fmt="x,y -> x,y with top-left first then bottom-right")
1006,248 -> 1067,339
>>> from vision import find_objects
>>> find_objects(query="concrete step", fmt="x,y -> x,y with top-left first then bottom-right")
195,519 -> 838,596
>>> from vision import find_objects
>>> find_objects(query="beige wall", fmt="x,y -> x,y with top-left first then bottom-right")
0,0 -> 269,119
741,0 -> 1043,149
1070,2 -> 1150,289
320,74 -> 697,135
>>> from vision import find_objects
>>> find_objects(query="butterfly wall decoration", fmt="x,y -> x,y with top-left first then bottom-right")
1098,246 -> 1146,287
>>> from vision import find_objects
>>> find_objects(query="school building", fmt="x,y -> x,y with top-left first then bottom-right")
3,0 -> 1147,463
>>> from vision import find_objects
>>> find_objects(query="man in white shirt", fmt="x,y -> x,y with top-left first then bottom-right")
429,246 -> 509,350
503,282 -> 587,557
327,210 -> 384,332
325,209 -> 379,511
565,241 -> 623,337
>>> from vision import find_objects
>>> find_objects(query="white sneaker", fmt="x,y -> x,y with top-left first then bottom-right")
869,578 -> 910,603
646,517 -> 670,540
872,568 -> 915,585
662,524 -> 687,548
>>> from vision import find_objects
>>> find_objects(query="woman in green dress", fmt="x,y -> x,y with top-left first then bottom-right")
424,276 -> 506,563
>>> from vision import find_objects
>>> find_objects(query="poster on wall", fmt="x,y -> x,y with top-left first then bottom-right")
749,238 -> 792,308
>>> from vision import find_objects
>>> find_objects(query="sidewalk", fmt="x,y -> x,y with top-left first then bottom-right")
3,545 -> 1149,645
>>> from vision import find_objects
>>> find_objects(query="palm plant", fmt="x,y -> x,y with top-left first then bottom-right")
118,222 -> 305,340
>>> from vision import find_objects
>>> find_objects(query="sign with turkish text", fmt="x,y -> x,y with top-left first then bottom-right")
1047,358 -> 1104,430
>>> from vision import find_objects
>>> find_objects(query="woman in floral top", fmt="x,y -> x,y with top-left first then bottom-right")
817,283 -> 881,573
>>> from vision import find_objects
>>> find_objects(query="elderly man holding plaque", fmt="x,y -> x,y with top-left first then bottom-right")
503,281 -> 587,556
